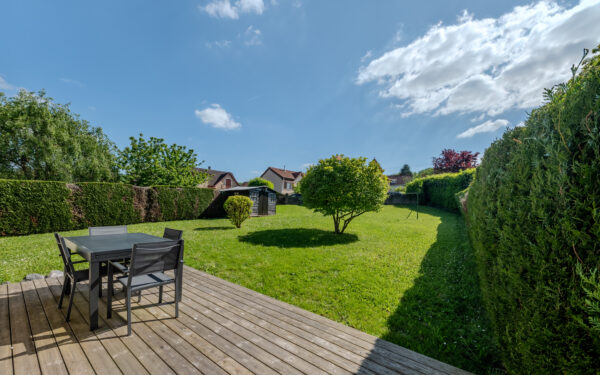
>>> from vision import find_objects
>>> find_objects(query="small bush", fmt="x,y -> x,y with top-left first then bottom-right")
405,169 -> 474,212
247,177 -> 274,190
224,195 -> 253,228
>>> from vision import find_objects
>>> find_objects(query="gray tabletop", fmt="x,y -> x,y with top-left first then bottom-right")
64,233 -> 170,262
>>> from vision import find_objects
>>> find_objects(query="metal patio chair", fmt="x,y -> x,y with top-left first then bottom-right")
107,240 -> 184,336
163,227 -> 183,241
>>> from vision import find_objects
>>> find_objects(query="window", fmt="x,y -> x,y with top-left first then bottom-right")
390,178 -> 397,184
225,179 -> 231,188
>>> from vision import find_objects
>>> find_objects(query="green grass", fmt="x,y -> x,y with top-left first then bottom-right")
0,205 -> 501,373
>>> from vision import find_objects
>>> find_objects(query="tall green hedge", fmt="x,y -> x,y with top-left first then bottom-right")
0,179 -> 214,236
405,169 -> 475,212
465,52 -> 600,373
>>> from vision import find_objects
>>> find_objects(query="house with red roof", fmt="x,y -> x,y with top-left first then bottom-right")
260,167 -> 303,194
196,167 -> 239,190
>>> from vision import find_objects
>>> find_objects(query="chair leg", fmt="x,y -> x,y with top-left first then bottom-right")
174,280 -> 179,318
58,279 -> 68,308
107,265 -> 113,319
127,289 -> 132,336
66,281 -> 76,322
159,285 -> 163,304
137,290 -> 141,303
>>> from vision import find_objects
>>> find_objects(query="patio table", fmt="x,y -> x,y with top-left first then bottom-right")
64,233 -> 171,330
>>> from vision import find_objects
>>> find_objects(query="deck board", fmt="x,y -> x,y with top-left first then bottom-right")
1,266 -> 472,375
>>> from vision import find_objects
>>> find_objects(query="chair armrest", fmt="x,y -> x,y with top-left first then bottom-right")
108,260 -> 128,273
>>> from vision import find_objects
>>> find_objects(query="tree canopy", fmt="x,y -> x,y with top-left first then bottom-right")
0,90 -> 118,182
118,134 -> 207,187
247,177 -> 274,190
399,164 -> 412,176
298,155 -> 388,234
433,149 -> 479,173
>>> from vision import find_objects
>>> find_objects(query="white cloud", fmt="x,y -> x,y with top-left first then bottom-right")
244,25 -> 262,46
60,77 -> 85,87
357,0 -> 600,118
0,77 -> 13,91
195,104 -> 241,130
205,39 -> 232,49
200,0 -> 264,19
457,119 -> 509,138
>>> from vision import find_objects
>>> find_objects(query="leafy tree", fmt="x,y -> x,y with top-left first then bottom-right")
247,177 -> 274,190
415,168 -> 435,178
0,90 -> 118,182
298,155 -> 388,234
433,149 -> 479,173
224,195 -> 253,228
399,164 -> 412,176
118,134 -> 207,187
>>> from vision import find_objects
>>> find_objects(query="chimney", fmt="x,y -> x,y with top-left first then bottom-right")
208,166 -> 211,170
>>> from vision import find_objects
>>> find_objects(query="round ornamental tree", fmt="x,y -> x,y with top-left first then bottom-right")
247,177 -> 274,190
298,155 -> 388,234
223,195 -> 253,228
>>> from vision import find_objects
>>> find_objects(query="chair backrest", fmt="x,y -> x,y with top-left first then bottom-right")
54,233 -> 76,277
89,225 -> 127,236
128,240 -> 184,284
163,228 -> 183,241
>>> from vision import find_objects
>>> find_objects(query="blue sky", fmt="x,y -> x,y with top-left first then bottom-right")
1,0 -> 599,181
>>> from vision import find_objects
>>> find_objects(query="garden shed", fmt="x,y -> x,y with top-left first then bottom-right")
202,186 -> 277,218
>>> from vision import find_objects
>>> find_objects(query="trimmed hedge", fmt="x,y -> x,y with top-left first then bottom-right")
465,52 -> 600,373
0,179 -> 214,236
405,169 -> 475,212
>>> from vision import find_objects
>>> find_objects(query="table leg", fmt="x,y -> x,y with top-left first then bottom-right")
89,261 -> 99,330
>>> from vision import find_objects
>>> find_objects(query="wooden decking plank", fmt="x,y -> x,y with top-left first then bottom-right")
0,284 -> 14,375
71,279 -> 177,375
59,278 -> 183,375
171,282 -> 361,375
135,291 -> 279,375
44,278 -> 123,375
133,291 -> 254,375
32,279 -> 95,375
191,267 -> 469,375
180,276 -> 407,375
147,285 -> 329,375
20,280 -> 68,375
112,292 -> 228,375
185,271 -> 430,375
64,284 -> 151,375
7,282 -> 41,375
132,284 -> 302,375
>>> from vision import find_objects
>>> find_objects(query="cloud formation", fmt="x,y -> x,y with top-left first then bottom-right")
244,25 -> 262,46
357,0 -> 600,118
0,76 -> 15,91
457,119 -> 509,138
195,104 -> 241,130
201,0 -> 264,19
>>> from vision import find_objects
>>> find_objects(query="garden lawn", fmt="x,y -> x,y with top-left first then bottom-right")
0,205 -> 500,373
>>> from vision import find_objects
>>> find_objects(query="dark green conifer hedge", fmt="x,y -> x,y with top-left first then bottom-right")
466,50 -> 600,373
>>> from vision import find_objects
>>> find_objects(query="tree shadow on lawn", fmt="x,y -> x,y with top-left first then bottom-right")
238,228 -> 358,248
194,226 -> 235,231
358,211 -> 502,375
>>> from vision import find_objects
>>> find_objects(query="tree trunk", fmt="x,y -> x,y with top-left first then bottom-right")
333,216 -> 340,234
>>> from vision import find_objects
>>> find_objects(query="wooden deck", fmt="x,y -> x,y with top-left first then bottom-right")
0,265 -> 471,375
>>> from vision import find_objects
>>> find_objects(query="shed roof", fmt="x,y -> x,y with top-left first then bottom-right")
220,186 -> 277,194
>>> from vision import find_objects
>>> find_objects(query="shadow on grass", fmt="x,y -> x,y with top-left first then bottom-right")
358,210 -> 502,374
238,228 -> 358,248
194,226 -> 235,231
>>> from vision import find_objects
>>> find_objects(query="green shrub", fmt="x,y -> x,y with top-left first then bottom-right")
0,179 -> 214,236
223,195 -> 253,228
247,177 -> 274,190
0,179 -> 73,235
466,49 -> 600,373
405,169 -> 475,212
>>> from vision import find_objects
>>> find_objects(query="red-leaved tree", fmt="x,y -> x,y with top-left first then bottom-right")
432,149 -> 479,173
